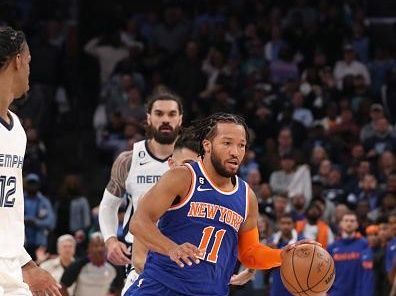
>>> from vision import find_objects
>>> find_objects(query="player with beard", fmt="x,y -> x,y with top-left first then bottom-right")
98,88 -> 183,292
126,113 -> 317,296
0,26 -> 60,296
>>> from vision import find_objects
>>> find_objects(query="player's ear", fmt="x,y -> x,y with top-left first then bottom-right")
168,157 -> 175,168
203,139 -> 211,154
146,113 -> 152,126
14,53 -> 22,70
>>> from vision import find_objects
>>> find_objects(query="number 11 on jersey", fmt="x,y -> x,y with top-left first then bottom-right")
197,226 -> 226,263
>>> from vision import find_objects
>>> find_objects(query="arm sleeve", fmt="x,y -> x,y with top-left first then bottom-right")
99,189 -> 123,241
238,227 -> 282,270
18,248 -> 32,267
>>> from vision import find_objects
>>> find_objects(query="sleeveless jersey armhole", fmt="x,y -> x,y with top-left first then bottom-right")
244,181 -> 249,222
168,164 -> 196,211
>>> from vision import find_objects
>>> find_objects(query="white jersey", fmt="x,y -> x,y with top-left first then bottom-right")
0,111 -> 27,258
123,140 -> 170,243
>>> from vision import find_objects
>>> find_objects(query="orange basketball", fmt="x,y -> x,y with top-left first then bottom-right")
280,244 -> 335,296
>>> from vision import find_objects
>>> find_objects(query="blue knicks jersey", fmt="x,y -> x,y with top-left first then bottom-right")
144,161 -> 248,296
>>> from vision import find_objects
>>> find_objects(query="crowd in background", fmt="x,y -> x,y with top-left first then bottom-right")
2,0 -> 396,295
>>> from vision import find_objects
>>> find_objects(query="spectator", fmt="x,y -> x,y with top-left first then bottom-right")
269,153 -> 297,195
60,232 -> 123,296
333,44 -> 371,89
23,126 -> 47,179
40,234 -> 76,295
296,201 -> 334,248
360,103 -> 386,142
54,174 -> 91,243
364,118 -> 396,158
268,214 -> 303,296
377,151 -> 396,186
24,173 -> 55,259
290,193 -> 306,222
269,46 -> 299,85
84,31 -> 129,84
347,174 -> 381,210
328,212 -> 372,296
291,90 -> 313,128
367,224 -> 390,296
264,25 -> 286,62
386,211 -> 396,284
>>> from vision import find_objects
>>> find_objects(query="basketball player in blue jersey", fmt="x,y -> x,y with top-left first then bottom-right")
0,26 -> 60,296
127,113 -> 316,296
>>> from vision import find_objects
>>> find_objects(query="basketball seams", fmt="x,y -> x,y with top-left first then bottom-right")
291,247 -> 310,296
306,245 -> 316,289
280,267 -> 300,294
293,249 -> 335,294
309,259 -> 335,293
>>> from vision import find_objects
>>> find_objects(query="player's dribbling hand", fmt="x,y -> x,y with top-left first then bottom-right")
23,264 -> 61,296
168,243 -> 204,268
280,239 -> 322,259
106,237 -> 131,265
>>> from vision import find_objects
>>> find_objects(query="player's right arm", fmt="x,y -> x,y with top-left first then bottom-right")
99,151 -> 132,265
129,166 -> 203,268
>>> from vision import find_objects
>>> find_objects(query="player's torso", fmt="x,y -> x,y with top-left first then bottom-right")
123,140 -> 169,243
0,111 -> 27,256
145,161 -> 248,295
125,140 -> 170,208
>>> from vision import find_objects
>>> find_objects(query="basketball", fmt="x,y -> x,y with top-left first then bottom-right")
280,244 -> 335,296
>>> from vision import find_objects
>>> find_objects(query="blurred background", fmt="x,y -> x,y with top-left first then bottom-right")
2,0 -> 396,295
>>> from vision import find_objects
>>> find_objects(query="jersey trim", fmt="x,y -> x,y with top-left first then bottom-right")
144,140 -> 171,163
168,164 -> 196,210
198,160 -> 239,195
0,111 -> 14,131
244,181 -> 249,222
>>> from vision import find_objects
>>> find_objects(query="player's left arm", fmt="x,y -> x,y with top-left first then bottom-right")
237,187 -> 282,270
238,188 -> 319,270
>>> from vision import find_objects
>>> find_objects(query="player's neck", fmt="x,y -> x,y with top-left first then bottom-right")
202,157 -> 233,189
147,139 -> 174,159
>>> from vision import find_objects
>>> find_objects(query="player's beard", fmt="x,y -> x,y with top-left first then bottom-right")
146,123 -> 180,145
211,148 -> 238,178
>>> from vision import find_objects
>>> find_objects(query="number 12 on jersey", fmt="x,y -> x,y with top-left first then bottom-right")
0,175 -> 16,207
197,226 -> 226,263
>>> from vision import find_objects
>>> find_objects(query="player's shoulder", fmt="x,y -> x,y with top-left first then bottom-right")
113,150 -> 133,164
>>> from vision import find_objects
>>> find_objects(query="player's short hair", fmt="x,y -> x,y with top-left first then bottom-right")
0,26 -> 26,70
189,113 -> 250,157
146,86 -> 183,115
174,129 -> 200,154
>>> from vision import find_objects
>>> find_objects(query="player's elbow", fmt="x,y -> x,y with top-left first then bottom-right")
129,214 -> 144,237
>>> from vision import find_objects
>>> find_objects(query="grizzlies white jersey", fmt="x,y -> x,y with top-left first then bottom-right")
0,111 -> 27,258
123,140 -> 169,243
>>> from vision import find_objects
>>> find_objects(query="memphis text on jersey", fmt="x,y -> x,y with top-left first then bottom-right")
0,154 -> 24,168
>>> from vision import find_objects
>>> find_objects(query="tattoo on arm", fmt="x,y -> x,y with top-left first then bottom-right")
106,151 -> 132,197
